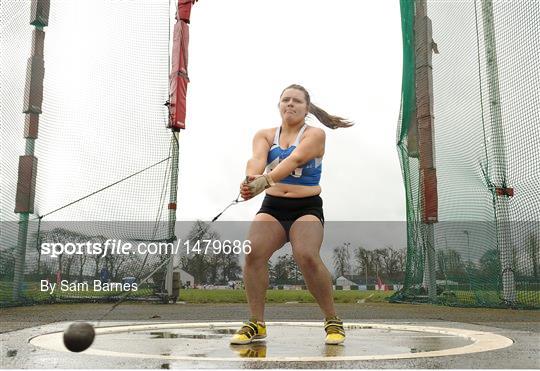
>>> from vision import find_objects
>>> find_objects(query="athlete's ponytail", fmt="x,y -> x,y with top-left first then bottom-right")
281,84 -> 353,129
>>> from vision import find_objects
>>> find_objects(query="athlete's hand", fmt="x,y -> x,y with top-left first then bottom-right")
240,175 -> 258,200
242,174 -> 275,200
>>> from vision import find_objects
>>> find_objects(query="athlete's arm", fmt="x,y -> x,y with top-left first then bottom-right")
246,129 -> 270,176
241,130 -> 270,200
267,128 -> 325,183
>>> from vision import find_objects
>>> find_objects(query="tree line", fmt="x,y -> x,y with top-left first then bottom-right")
1,223 -> 537,288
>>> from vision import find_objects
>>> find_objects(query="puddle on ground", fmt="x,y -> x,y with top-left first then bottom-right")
71,325 -> 475,359
149,331 -> 223,340
208,328 -> 237,335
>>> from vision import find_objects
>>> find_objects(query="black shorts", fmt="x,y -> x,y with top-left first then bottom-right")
256,194 -> 324,241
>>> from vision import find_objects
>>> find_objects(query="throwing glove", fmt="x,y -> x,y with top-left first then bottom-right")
246,174 -> 275,198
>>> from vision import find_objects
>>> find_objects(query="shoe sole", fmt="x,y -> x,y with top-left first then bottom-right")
325,338 -> 345,345
230,335 -> 266,345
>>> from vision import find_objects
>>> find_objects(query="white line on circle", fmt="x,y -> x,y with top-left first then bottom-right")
29,321 -> 514,362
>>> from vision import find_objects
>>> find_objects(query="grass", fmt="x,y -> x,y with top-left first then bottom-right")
2,279 -> 538,307
1,282 -> 394,304
0,281 -> 156,302
178,289 -> 394,304
442,289 -> 540,307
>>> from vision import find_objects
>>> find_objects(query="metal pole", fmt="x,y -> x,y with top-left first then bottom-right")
424,224 -> 437,301
13,0 -> 50,301
165,131 -> 179,300
443,236 -> 448,287
415,0 -> 438,302
13,215 -> 29,301
464,230 -> 472,291
464,230 -> 470,263
480,0 -> 516,305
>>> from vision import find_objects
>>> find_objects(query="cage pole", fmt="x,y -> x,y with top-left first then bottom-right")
13,0 -> 50,302
165,0 -> 196,301
414,0 -> 438,302
165,131 -> 180,301
480,0 -> 516,305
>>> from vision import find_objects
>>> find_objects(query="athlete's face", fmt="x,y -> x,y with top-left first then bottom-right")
279,88 -> 309,124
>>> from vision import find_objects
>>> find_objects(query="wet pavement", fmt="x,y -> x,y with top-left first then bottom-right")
1,320 -> 536,368
1,303 -> 539,368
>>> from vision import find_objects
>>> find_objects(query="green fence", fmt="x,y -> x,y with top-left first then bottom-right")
394,0 -> 539,308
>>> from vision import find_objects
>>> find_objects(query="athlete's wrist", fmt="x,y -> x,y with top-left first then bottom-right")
264,174 -> 275,187
245,174 -> 274,198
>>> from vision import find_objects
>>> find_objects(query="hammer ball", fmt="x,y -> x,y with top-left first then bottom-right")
63,322 -> 95,352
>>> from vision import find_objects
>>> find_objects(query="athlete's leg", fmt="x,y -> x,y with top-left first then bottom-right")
289,215 -> 336,318
244,213 -> 287,321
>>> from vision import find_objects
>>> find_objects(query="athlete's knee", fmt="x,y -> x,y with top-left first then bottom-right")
294,252 -> 321,271
245,248 -> 270,267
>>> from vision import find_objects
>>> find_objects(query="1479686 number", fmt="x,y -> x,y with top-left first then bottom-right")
184,239 -> 251,255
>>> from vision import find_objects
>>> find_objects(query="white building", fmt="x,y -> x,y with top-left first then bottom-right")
335,276 -> 358,288
174,268 -> 194,288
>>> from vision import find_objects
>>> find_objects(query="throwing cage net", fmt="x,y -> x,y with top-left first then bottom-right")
1,1 -> 179,306
394,0 -> 539,308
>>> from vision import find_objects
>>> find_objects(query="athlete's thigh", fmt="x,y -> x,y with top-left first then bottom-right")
289,214 -> 324,257
247,213 -> 287,260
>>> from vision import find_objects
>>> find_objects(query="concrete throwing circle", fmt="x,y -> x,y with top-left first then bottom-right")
29,322 -> 513,362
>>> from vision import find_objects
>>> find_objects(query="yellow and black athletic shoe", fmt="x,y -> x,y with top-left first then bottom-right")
230,343 -> 267,358
324,316 -> 345,345
230,319 -> 267,345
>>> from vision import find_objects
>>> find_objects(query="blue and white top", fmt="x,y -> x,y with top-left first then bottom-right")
265,124 -> 322,186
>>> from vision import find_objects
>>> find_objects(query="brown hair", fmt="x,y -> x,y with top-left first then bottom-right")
280,84 -> 353,129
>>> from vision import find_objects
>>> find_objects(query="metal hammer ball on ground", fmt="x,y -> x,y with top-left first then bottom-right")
63,322 -> 95,352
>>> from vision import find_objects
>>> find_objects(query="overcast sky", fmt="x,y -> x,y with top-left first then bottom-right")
3,1 -> 538,274
2,0 -> 405,229
177,0 -> 405,222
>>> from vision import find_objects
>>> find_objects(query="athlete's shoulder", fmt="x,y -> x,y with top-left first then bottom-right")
304,126 -> 326,141
256,127 -> 281,140
253,127 -> 276,148
254,127 -> 276,136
